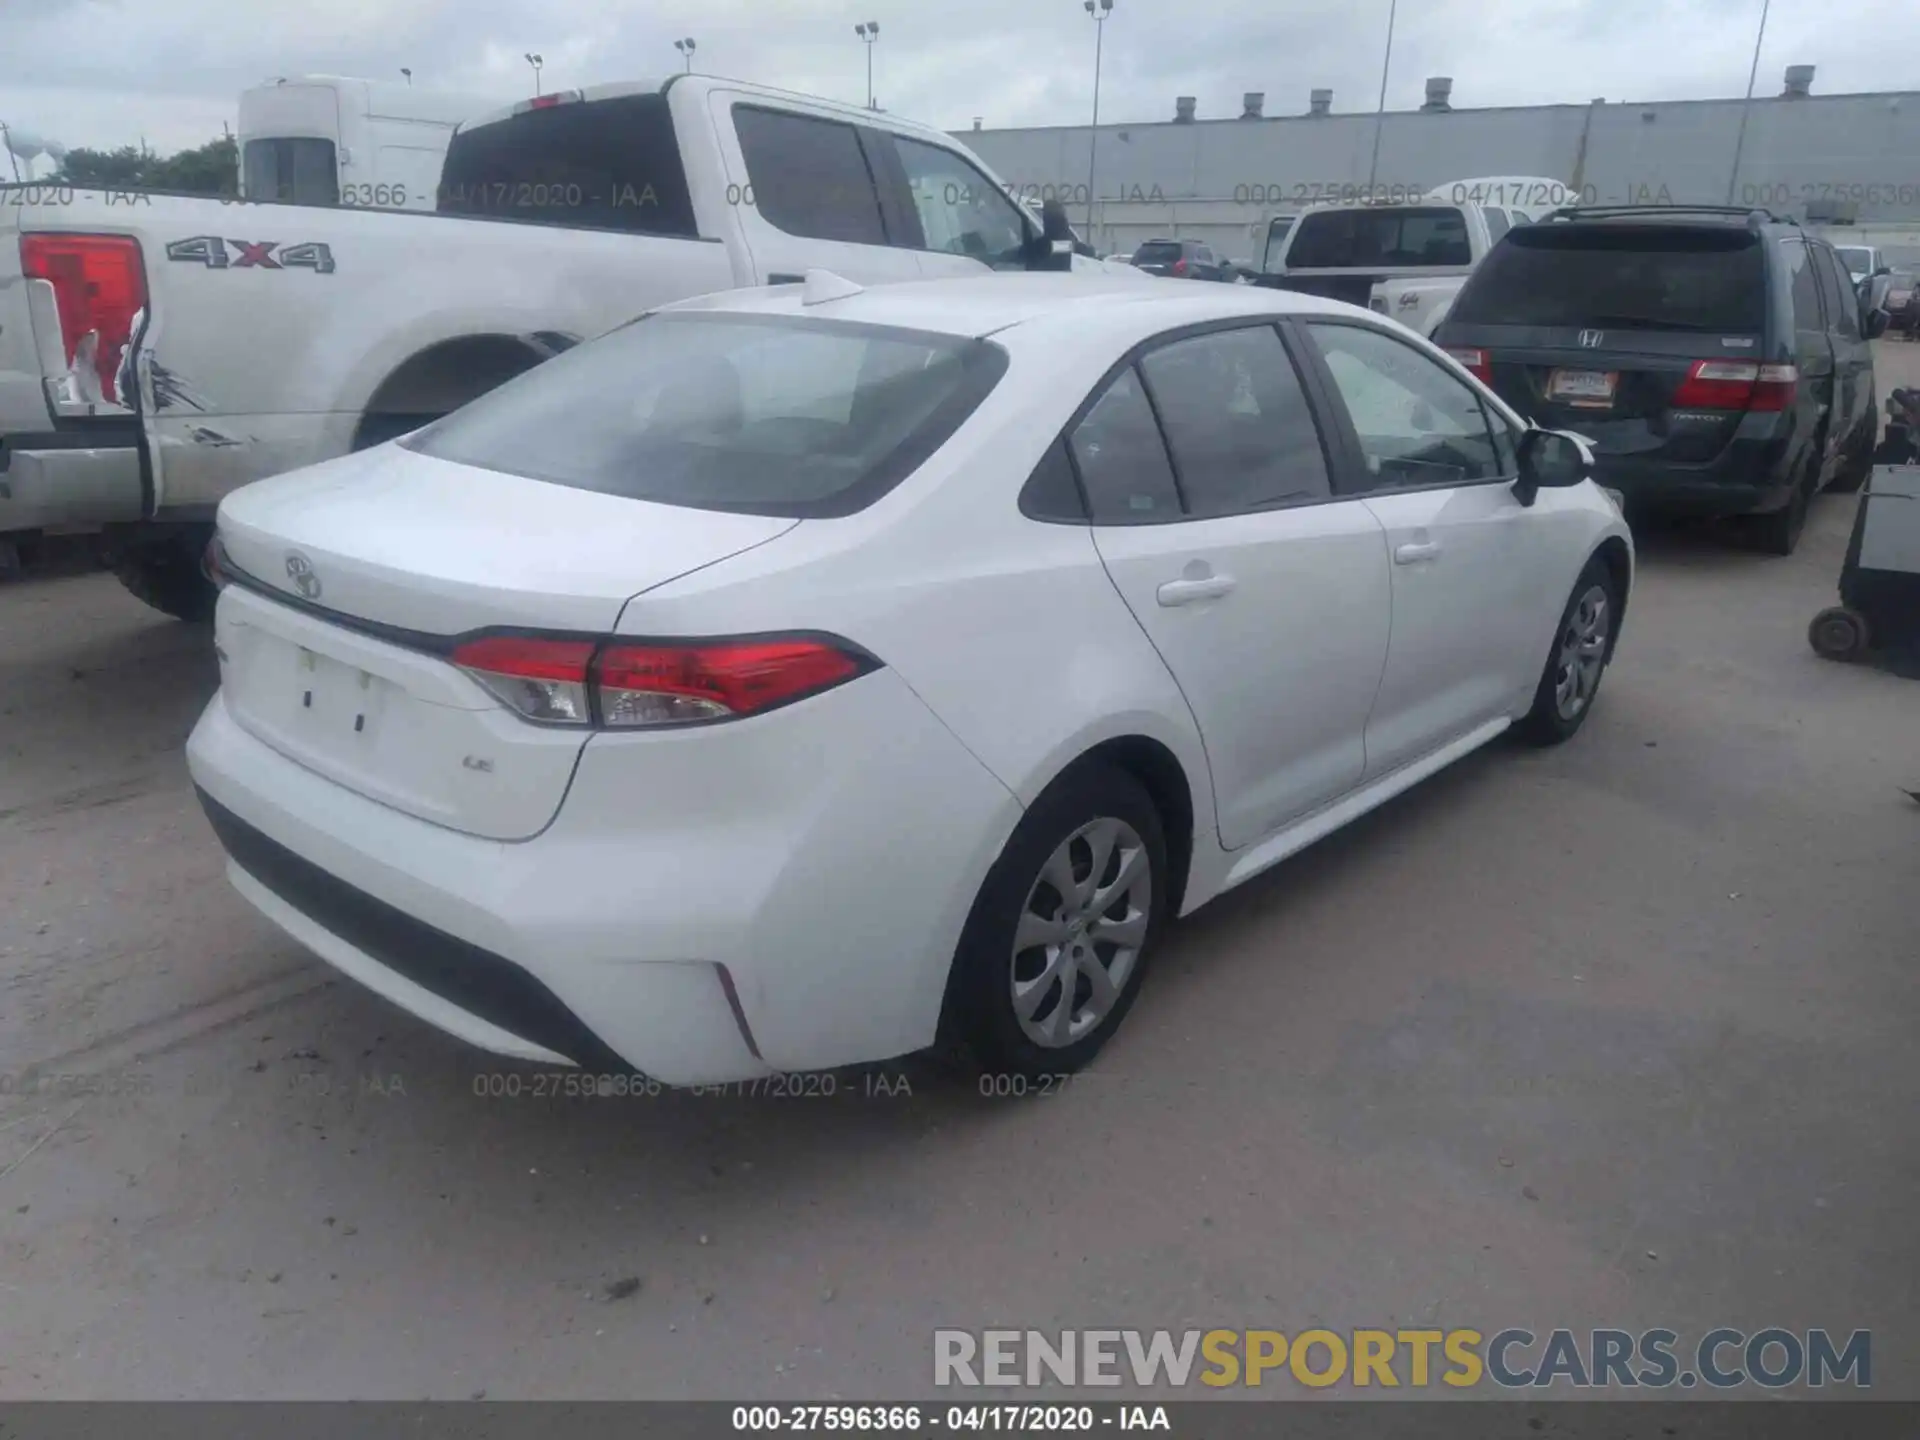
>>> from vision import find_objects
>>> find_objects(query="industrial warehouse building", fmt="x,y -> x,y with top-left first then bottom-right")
952,65 -> 1920,265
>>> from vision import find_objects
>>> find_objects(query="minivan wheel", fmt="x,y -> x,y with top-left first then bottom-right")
943,764 -> 1167,1081
1517,556 -> 1619,746
1826,401 -> 1876,494
1749,461 -> 1813,556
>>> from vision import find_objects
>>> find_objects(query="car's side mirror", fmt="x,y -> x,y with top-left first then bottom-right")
1513,427 -> 1594,507
1026,198 -> 1077,273
1866,308 -> 1891,340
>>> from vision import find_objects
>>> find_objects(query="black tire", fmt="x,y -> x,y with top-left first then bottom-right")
942,763 -> 1168,1081
112,527 -> 216,623
1516,556 -> 1620,746
1748,458 -> 1814,556
1808,605 -> 1871,661
352,411 -> 436,451
1827,394 -> 1876,494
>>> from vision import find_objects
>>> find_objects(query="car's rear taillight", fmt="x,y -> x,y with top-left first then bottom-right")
453,635 -> 597,724
450,633 -> 874,728
1445,347 -> 1493,384
1671,360 -> 1798,413
20,233 -> 147,406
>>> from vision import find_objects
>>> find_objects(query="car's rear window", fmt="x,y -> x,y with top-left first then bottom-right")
403,313 -> 1009,519
1285,206 -> 1471,269
1133,242 -> 1182,264
437,94 -> 697,236
1450,225 -> 1767,332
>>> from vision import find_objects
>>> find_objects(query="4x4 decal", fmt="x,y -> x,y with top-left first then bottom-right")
164,237 -> 335,273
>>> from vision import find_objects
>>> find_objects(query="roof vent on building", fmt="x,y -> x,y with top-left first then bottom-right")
1782,64 -> 1814,98
1174,95 -> 1197,123
1308,88 -> 1333,117
1422,76 -> 1453,112
1241,92 -> 1264,119
972,116 -> 982,130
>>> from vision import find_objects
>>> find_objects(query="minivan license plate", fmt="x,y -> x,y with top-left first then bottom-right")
1548,369 -> 1617,405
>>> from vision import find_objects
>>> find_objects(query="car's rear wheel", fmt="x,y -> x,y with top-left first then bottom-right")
1517,556 -> 1619,746
943,764 -> 1167,1080
1826,395 -> 1876,494
1749,456 -> 1814,556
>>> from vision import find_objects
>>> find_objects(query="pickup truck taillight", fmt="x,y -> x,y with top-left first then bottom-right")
20,233 -> 147,407
1671,360 -> 1798,413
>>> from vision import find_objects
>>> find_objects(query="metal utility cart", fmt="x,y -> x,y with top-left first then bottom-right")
1808,391 -> 1920,662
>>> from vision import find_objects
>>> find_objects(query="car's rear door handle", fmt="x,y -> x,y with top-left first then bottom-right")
1394,541 -> 1440,564
1156,575 -> 1236,606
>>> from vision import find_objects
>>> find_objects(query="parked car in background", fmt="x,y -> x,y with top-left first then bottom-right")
1885,270 -> 1918,338
186,272 -> 1629,1087
1130,238 -> 1232,281
1436,205 -> 1888,555
1251,178 -> 1571,322
0,76 -> 1135,624
1831,242 -> 1895,313
238,74 -> 507,211
1367,178 -> 1576,336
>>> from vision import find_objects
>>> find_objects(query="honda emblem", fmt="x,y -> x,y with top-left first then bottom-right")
1579,330 -> 1604,348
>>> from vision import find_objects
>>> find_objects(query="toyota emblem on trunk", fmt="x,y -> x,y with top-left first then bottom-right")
1579,330 -> 1604,348
285,551 -> 321,600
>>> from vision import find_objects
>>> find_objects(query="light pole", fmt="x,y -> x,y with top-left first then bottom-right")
674,38 -> 697,72
525,52 -> 544,92
854,22 -> 879,110
1083,0 -> 1112,241
1364,0 -> 1398,197
1725,0 -> 1772,204
400,67 -> 412,86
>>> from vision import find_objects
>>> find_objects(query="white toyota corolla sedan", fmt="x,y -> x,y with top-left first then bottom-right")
187,271 -> 1632,1087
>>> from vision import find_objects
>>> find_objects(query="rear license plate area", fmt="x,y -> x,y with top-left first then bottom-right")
1547,369 -> 1618,407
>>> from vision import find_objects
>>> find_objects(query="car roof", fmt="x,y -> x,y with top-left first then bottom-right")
656,272 -> 1367,346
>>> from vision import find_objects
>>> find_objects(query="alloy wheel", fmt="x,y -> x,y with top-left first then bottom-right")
1010,817 -> 1153,1049
1553,584 -> 1611,721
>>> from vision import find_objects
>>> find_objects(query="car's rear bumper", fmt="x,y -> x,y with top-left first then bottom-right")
186,672 -> 1022,1085
1588,435 -> 1796,518
0,429 -> 143,533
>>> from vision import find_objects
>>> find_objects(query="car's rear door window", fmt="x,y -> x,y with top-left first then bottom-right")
1811,245 -> 1863,340
1450,225 -> 1766,333
1133,241 -> 1182,266
732,106 -> 888,245
405,313 -> 1005,518
1068,369 -> 1183,523
1138,325 -> 1332,515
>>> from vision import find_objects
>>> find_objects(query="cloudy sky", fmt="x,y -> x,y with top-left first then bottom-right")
1,0 -> 1910,159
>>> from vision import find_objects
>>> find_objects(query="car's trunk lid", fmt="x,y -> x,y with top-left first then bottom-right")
213,443 -> 797,839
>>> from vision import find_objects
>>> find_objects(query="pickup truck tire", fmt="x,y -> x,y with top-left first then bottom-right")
113,526 -> 216,624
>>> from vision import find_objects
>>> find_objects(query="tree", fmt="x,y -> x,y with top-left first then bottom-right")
56,136 -> 238,196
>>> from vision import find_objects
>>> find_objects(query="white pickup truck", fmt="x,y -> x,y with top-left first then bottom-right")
1252,177 -> 1574,337
2,75 -> 1125,618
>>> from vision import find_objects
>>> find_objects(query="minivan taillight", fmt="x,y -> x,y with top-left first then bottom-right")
1671,360 -> 1798,413
20,233 -> 147,406
450,634 -> 874,728
1446,347 -> 1493,384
